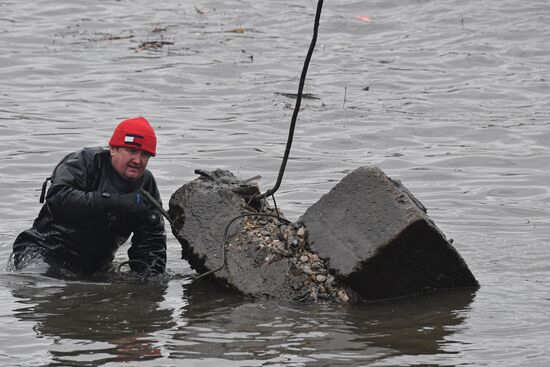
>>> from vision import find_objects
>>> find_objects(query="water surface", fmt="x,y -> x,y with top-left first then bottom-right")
1,0 -> 549,366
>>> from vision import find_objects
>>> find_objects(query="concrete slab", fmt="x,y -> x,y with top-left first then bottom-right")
299,166 -> 479,300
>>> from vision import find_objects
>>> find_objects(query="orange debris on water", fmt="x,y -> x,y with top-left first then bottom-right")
354,15 -> 372,22
225,27 -> 246,33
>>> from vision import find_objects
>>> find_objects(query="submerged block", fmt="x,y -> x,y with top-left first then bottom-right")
299,166 -> 478,300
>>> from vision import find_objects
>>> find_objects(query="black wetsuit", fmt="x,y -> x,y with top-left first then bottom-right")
12,147 -> 167,276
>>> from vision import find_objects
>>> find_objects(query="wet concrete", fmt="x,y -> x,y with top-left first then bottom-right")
169,167 -> 478,302
168,169 -> 257,275
168,169 -> 355,302
300,166 -> 479,300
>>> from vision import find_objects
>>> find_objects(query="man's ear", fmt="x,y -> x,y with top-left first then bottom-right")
109,146 -> 117,156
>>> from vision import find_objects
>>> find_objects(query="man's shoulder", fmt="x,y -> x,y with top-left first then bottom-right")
141,168 -> 157,184
139,169 -> 161,196
51,147 -> 107,172
65,147 -> 109,164
79,146 -> 109,158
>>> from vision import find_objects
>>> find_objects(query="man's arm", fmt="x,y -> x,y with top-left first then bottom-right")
128,178 -> 167,276
45,149 -> 99,224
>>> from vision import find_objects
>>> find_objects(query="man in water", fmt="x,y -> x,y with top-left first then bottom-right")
11,117 -> 167,278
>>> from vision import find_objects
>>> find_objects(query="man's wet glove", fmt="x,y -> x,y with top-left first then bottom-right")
94,191 -> 148,220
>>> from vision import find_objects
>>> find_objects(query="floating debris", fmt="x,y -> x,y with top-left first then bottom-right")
275,92 -> 321,100
354,15 -> 373,23
135,41 -> 174,52
195,6 -> 214,15
151,26 -> 167,33
101,34 -> 134,41
225,27 -> 246,34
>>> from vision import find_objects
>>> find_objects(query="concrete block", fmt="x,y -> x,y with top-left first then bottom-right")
299,166 -> 479,300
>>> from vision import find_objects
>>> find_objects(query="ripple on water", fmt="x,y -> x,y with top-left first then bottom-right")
1,0 -> 550,366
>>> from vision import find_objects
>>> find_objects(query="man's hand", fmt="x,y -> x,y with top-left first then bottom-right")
94,191 -> 148,216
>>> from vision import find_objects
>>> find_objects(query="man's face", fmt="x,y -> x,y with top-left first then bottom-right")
109,146 -> 151,180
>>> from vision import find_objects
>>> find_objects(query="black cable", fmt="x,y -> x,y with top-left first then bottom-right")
192,1 -> 324,280
258,0 -> 324,199
139,188 -> 173,225
271,194 -> 281,217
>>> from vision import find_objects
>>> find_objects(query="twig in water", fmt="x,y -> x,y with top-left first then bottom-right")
341,86 -> 347,109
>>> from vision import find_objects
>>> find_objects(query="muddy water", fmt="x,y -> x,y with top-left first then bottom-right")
1,0 -> 549,366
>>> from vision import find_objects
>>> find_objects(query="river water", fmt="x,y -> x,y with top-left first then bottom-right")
1,0 -> 549,365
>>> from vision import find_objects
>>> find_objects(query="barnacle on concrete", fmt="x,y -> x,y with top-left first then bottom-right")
226,205 -> 353,303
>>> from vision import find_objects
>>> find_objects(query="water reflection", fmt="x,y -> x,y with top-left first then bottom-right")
4,270 -> 476,365
9,275 -> 175,365
173,280 -> 476,365
352,290 -> 477,356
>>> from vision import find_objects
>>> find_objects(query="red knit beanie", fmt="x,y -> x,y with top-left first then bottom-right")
109,117 -> 157,156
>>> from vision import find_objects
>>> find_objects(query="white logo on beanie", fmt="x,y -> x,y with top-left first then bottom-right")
123,133 -> 143,147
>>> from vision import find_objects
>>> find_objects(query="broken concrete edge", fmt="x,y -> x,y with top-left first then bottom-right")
167,169 -> 259,274
167,191 -> 212,275
344,219 -> 479,299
